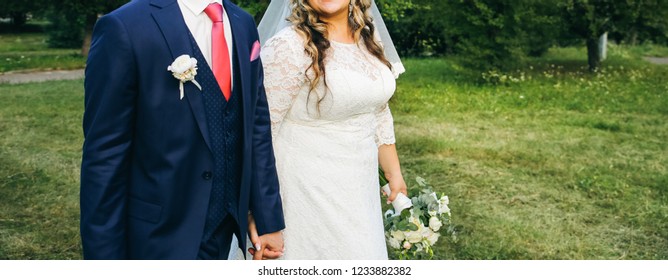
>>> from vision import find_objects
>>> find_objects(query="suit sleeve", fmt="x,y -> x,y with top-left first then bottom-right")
80,13 -> 137,259
248,17 -> 286,235
250,56 -> 287,236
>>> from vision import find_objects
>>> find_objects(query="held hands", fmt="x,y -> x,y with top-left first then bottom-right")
248,213 -> 284,260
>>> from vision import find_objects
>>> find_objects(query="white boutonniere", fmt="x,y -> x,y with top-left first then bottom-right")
167,54 -> 202,100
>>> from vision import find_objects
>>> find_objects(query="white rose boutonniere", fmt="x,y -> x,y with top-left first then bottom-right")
167,54 -> 202,100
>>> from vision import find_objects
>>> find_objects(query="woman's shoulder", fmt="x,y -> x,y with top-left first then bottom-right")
263,26 -> 304,49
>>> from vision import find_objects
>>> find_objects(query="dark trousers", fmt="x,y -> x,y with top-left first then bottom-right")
197,215 -> 237,260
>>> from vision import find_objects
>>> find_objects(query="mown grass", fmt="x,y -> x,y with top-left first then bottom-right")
0,80 -> 83,259
0,33 -> 85,73
0,44 -> 666,259
392,46 -> 668,259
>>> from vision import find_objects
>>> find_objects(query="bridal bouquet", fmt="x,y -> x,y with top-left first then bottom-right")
380,170 -> 452,260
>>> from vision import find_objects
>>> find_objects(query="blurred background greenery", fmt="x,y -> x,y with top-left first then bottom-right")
3,0 -> 667,70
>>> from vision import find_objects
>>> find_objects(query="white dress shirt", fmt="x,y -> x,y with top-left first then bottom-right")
178,0 -> 234,89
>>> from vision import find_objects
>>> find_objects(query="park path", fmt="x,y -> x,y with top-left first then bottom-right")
0,69 -> 84,84
1,56 -> 667,85
644,56 -> 668,65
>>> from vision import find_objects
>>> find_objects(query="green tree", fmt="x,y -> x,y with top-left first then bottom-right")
0,0 -> 44,27
377,0 -> 416,22
560,0 -> 616,71
70,0 -> 127,55
439,0 -> 561,70
45,8 -> 84,48
380,0 -> 563,70
45,0 -> 128,55
379,0 -> 449,56
611,0 -> 668,45
235,0 -> 270,24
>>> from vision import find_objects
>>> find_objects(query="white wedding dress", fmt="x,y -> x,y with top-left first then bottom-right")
256,27 -> 396,260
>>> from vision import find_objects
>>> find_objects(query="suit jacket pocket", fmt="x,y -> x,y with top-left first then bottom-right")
128,196 -> 162,224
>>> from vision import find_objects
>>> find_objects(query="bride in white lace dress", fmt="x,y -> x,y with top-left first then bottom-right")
246,0 -> 408,260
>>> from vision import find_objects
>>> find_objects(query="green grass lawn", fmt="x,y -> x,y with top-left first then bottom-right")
0,80 -> 83,259
0,33 -> 85,73
392,47 -> 668,259
1,45 -> 667,259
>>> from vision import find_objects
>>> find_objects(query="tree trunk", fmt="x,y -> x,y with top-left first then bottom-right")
628,29 -> 638,45
81,13 -> 98,57
11,12 -> 27,26
586,37 -> 601,72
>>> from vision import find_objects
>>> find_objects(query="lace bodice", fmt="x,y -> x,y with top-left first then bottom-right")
261,27 -> 396,146
256,27 -> 397,259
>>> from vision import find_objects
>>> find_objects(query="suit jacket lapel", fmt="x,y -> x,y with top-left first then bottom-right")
151,0 -> 212,152
224,0 -> 250,140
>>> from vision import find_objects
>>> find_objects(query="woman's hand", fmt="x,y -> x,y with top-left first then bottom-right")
248,213 -> 284,260
378,144 -> 407,204
385,172 -> 408,204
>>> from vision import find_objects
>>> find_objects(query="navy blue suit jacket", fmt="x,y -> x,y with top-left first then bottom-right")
80,0 -> 285,259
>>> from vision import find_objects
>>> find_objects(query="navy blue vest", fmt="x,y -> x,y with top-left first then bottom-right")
188,35 -> 243,241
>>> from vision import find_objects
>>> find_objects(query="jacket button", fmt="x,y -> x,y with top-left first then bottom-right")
202,171 -> 212,180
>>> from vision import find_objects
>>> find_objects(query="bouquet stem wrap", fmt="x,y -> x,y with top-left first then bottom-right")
382,184 -> 413,215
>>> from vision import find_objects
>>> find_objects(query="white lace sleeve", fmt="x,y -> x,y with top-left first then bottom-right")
261,28 -> 307,138
375,103 -> 396,146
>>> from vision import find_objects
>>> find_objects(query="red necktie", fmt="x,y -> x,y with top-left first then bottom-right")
204,3 -> 232,100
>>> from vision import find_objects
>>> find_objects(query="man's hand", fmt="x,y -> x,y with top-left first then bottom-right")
248,214 -> 284,260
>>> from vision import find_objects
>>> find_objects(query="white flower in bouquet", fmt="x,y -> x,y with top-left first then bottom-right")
402,241 -> 412,250
438,196 -> 451,216
420,227 -> 440,246
386,230 -> 406,249
391,230 -> 405,241
440,204 -> 451,216
439,195 -> 449,206
388,235 -> 401,249
420,227 -> 432,238
406,230 -> 423,244
427,231 -> 440,246
429,216 -> 443,231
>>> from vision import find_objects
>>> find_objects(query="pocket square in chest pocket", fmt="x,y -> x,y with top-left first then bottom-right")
250,40 -> 261,61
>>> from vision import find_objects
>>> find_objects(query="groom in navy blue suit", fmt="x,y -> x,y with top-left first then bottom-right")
81,0 -> 284,259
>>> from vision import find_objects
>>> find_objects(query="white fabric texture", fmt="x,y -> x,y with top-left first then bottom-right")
262,27 -> 396,259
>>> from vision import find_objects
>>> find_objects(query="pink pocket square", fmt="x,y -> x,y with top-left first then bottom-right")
250,40 -> 261,61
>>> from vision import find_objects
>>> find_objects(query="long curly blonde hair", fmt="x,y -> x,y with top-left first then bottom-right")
288,0 -> 392,109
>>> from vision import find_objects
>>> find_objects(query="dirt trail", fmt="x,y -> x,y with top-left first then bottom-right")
0,69 -> 84,84
644,56 -> 668,65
